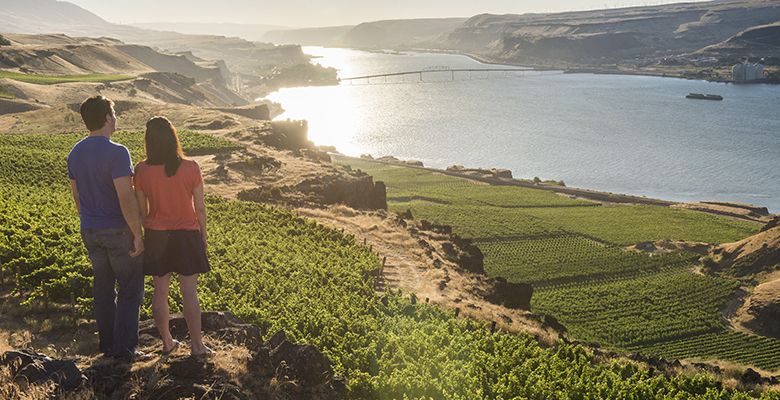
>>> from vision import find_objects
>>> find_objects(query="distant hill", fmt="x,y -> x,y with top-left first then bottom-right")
0,32 -> 247,107
264,18 -> 467,48
264,0 -> 780,69
131,22 -> 288,42
264,26 -> 355,46
344,18 -> 467,49
696,22 -> 780,61
0,0 -> 110,33
0,0 -> 311,76
435,0 -> 780,67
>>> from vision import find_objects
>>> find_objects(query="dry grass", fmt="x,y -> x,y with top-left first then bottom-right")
0,364 -> 93,400
297,205 -> 561,345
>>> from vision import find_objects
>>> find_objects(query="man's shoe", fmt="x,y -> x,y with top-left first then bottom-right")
113,350 -> 154,363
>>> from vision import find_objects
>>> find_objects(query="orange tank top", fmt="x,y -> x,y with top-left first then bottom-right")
134,159 -> 203,231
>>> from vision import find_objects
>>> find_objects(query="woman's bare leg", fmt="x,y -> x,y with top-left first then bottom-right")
152,274 -> 175,351
179,274 -> 211,355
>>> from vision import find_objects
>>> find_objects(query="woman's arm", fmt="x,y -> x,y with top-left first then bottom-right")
193,183 -> 207,250
135,189 -> 148,223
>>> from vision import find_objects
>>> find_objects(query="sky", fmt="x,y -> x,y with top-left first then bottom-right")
67,0 -> 709,27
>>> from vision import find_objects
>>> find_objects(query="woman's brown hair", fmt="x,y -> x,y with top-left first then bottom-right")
145,116 -> 185,177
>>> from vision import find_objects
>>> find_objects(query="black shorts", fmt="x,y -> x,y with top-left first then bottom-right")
143,229 -> 210,277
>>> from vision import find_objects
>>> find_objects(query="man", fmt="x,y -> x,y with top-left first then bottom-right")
67,95 -> 147,361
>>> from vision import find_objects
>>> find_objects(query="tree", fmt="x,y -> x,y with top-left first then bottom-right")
0,35 -> 11,46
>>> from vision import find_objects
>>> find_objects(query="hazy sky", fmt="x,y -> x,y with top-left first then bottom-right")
68,0 -> 708,27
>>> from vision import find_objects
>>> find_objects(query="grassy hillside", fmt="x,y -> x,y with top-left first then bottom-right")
0,71 -> 133,85
335,156 -> 780,374
1,133 -> 777,398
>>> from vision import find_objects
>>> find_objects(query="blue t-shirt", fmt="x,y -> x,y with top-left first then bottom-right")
67,136 -> 134,230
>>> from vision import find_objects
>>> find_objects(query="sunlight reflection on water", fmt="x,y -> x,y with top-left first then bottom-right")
264,47 -> 780,211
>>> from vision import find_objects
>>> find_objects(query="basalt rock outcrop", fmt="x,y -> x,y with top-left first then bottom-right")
483,277 -> 534,310
213,104 -> 271,121
1,349 -> 84,390
446,165 -> 513,179
762,216 -> 780,233
405,216 -> 534,310
416,219 -> 484,275
255,120 -> 312,151
294,173 -> 387,211
2,312 -> 345,400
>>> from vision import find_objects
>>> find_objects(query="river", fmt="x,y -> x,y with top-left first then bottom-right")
265,47 -> 780,212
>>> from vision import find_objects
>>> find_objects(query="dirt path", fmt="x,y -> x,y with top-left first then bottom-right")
296,206 -> 560,344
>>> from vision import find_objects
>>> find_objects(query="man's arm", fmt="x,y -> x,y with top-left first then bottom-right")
69,179 -> 80,214
113,176 -> 144,257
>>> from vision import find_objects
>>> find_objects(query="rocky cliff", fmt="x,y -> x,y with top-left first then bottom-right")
445,0 -> 780,65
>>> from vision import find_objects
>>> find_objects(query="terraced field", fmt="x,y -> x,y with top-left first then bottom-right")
633,331 -> 780,372
477,235 -> 697,286
335,155 -> 780,372
533,267 -> 738,347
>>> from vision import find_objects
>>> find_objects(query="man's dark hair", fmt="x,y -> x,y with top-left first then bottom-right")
80,96 -> 114,132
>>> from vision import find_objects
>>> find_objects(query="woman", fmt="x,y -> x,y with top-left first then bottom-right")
134,116 -> 212,357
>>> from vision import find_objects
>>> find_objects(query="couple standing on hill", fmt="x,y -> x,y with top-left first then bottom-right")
67,95 -> 212,361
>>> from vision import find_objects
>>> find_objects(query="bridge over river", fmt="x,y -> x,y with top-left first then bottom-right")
339,66 -> 531,84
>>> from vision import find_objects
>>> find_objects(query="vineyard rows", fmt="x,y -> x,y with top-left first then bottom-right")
477,235 -> 698,286
633,331 -> 780,372
2,134 -> 778,397
335,157 -> 780,374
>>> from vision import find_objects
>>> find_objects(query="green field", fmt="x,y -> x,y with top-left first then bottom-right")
0,71 -> 133,85
633,331 -> 780,372
478,235 -> 697,286
532,268 -> 738,348
2,134 -> 778,398
348,158 -> 592,208
335,156 -> 780,373
0,88 -> 15,99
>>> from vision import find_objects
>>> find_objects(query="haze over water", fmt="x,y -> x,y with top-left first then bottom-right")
267,47 -> 780,212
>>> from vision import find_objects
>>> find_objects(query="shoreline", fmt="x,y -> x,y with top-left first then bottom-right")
315,45 -> 780,85
332,153 -> 775,222
268,47 -> 777,217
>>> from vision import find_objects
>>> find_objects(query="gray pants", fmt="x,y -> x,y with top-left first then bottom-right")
81,228 -> 144,357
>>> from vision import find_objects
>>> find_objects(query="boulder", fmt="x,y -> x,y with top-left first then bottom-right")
492,169 -> 513,179
294,173 -> 387,210
763,216 -> 780,232
484,277 -> 533,309
213,104 -> 271,121
268,330 -> 339,388
31,311 -> 346,400
1,349 -> 83,390
741,368 -> 764,385
419,220 -> 453,235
